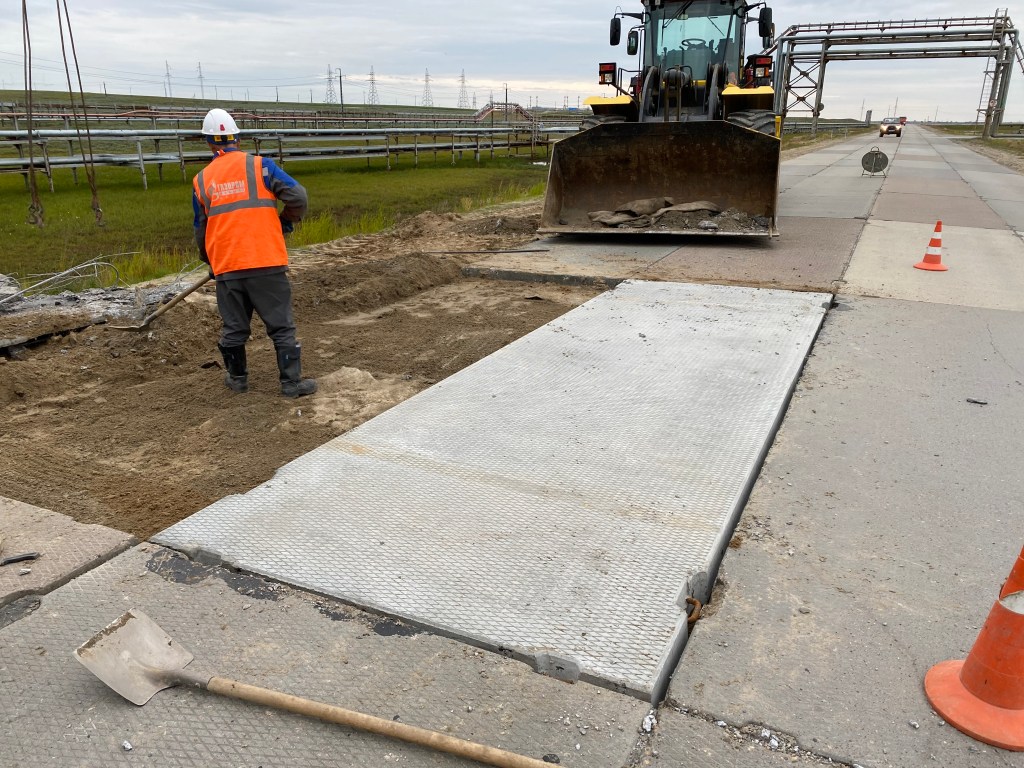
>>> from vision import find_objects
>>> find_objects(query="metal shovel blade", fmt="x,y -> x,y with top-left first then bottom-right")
74,609 -> 194,705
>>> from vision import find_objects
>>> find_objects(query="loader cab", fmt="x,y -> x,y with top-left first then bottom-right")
646,3 -> 743,82
626,0 -> 767,122
598,0 -> 775,125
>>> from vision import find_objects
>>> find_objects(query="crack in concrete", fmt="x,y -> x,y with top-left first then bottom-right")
663,706 -> 865,767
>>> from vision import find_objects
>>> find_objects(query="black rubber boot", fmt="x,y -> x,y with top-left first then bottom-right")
276,343 -> 317,398
218,343 -> 249,393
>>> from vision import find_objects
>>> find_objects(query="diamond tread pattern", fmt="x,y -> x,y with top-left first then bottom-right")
154,281 -> 829,700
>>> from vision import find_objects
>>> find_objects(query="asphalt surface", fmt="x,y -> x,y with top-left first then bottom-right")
2,126 -> 1023,767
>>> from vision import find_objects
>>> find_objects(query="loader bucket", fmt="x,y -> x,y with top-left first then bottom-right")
540,120 -> 780,237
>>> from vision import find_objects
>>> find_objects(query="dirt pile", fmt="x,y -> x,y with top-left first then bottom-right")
0,201 -> 601,539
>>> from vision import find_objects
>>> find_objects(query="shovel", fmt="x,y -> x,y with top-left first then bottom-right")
75,609 -> 553,768
110,274 -> 212,330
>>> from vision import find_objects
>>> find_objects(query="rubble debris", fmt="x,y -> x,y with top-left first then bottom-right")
587,197 -> 769,233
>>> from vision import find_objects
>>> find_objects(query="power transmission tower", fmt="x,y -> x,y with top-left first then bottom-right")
368,66 -> 380,105
165,61 -> 173,98
324,64 -> 337,103
457,70 -> 470,108
422,69 -> 434,107
197,62 -> 205,100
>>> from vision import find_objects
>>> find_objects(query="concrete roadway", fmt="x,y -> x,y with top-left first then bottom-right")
2,126 -> 1023,767
660,128 -> 1024,767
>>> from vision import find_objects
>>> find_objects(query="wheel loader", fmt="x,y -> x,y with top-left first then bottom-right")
540,0 -> 782,237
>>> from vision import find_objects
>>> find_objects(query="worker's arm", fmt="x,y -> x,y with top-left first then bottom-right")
260,157 -> 308,226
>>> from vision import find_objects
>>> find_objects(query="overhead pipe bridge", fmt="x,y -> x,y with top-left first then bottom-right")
767,12 -> 1024,137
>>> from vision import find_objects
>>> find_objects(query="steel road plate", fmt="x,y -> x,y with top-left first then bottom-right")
155,280 -> 829,701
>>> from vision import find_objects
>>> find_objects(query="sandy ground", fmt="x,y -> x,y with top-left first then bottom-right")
0,202 -> 602,538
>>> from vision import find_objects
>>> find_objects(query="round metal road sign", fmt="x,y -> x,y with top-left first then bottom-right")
862,147 -> 889,174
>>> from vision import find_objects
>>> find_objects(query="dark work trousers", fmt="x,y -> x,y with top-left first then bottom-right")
215,272 -> 297,348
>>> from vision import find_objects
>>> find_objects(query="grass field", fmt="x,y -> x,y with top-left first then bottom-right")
0,156 -> 547,285
1,100 -> 868,289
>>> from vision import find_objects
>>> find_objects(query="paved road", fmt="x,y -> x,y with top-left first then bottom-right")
2,126 -> 1022,767
666,127 -> 1024,768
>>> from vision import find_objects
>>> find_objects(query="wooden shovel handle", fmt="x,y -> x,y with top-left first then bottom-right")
142,274 -> 212,324
206,676 -> 554,768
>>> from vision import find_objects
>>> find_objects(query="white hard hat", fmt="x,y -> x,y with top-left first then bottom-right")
202,108 -> 239,142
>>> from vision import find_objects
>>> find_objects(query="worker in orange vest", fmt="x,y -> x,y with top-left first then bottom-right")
192,108 -> 316,397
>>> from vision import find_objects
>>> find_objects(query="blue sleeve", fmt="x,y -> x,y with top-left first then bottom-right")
260,156 -> 300,190
260,156 -> 308,222
192,191 -> 209,262
192,192 -> 205,228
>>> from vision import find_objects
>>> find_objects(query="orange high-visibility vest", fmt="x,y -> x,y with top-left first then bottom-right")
193,151 -> 289,275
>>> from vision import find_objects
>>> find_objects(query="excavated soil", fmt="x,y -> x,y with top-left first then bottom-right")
0,201 -> 602,539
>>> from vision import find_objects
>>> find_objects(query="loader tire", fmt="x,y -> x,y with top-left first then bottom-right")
726,109 -> 777,136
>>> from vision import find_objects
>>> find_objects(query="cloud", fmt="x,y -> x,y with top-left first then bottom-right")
2,0 -> 1021,119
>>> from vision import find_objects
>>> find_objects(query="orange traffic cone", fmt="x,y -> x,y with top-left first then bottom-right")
914,220 -> 949,271
1002,544 -> 1024,599
925,556 -> 1024,751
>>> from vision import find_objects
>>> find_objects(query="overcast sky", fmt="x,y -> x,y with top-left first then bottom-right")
4,1 -> 1024,122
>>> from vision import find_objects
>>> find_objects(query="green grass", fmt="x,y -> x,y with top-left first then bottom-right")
930,124 -> 984,137
781,127 -> 873,152
0,156 -> 548,285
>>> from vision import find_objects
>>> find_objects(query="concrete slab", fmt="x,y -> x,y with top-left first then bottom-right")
884,166 -> 963,181
940,150 -> 995,165
890,158 -> 952,170
881,176 -> 977,198
834,157 -> 873,168
984,198 -> 1024,231
0,544 -> 647,766
814,163 -> 879,178
641,217 -> 863,292
959,170 -> 1024,202
779,166 -> 824,183
784,152 -> 849,166
870,191 -> 1007,228
0,496 -> 135,611
897,149 -> 941,158
154,282 -> 830,702
952,169 -> 1024,230
468,218 -> 861,293
668,295 -> 1024,768
957,163 -> 1015,174
841,221 -> 1024,310
777,173 -> 882,219
465,236 -> 676,285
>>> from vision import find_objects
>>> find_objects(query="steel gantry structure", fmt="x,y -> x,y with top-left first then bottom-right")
769,11 -> 1024,136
